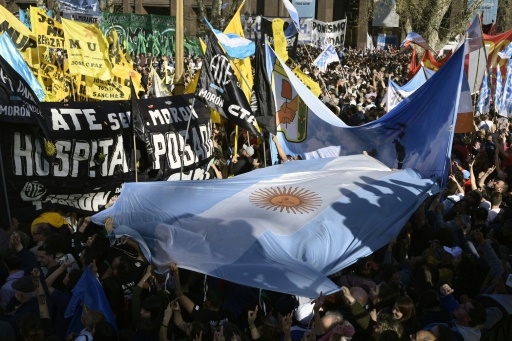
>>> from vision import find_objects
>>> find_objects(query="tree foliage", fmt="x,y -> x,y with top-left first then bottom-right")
393,0 -> 484,50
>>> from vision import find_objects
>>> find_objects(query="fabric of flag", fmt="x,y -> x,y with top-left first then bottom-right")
64,265 -> 117,335
282,0 -> 300,32
502,59 -> 512,117
268,42 -> 467,186
60,0 -> 100,12
131,81 -> 156,171
0,5 -> 39,67
477,70 -> 491,115
466,15 -> 484,53
366,33 -> 374,51
498,42 -> 512,59
195,33 -> 261,137
149,67 -> 171,97
408,47 -> 418,79
205,18 -> 255,59
62,18 -> 112,81
0,33 -> 46,101
30,7 -> 65,49
387,67 -> 435,112
92,154 -> 436,298
19,9 -> 31,29
495,66 -> 504,116
253,39 -> 277,134
223,2 -> 254,101
313,44 -> 340,72
400,32 -> 433,52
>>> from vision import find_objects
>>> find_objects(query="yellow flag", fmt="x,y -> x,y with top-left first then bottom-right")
30,7 -> 65,49
292,66 -> 322,97
223,1 -> 253,101
0,5 -> 39,67
272,19 -> 289,62
62,18 -> 112,80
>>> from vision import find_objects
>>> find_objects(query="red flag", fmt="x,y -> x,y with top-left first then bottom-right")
408,47 -> 418,79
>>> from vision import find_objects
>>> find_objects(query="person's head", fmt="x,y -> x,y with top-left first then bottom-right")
81,310 -> 105,332
392,295 -> 415,322
221,322 -> 243,341
409,330 -> 436,341
37,243 -> 57,268
430,324 -> 455,341
242,144 -> 255,158
349,286 -> 368,307
92,321 -> 117,341
32,223 -> 52,243
373,312 -> 403,340
321,311 -> 344,332
19,313 -> 44,341
490,191 -> 503,207
64,268 -> 83,292
369,281 -> 400,310
12,276 -> 36,304
138,295 -> 164,331
3,250 -> 22,272
452,299 -> 486,327
205,288 -> 223,311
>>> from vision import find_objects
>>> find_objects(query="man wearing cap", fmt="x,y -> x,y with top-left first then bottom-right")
0,275 -> 39,338
230,144 -> 258,176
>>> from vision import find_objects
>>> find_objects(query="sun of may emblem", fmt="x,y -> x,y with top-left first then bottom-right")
249,187 -> 322,214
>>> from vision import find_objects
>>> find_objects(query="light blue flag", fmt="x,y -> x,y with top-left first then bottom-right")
502,59 -> 512,117
18,9 -> 31,29
204,18 -> 255,59
313,44 -> 340,72
282,0 -> 300,30
387,67 -> 435,111
477,69 -> 491,115
495,66 -> 504,116
268,41 -> 466,186
92,155 -> 436,298
498,42 -> 512,59
0,33 -> 45,101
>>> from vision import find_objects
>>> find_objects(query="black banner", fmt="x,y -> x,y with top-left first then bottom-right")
195,34 -> 261,137
1,94 -> 213,214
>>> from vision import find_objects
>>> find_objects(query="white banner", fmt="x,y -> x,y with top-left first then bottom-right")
309,19 -> 347,49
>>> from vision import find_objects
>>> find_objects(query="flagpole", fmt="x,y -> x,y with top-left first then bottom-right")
0,143 -> 12,232
180,97 -> 196,181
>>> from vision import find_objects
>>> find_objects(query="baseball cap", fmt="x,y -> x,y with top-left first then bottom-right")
243,144 -> 254,157
12,276 -> 36,293
462,170 -> 470,180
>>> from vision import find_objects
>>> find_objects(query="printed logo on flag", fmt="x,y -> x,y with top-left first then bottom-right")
274,61 -> 308,142
249,186 -> 322,214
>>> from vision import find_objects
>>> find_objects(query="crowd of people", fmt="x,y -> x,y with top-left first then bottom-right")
2,44 -> 512,341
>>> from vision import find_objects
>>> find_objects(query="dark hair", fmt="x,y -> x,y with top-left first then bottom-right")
38,243 -> 57,258
393,295 -> 415,322
93,321 -> 117,341
45,232 -> 70,254
66,269 -> 83,293
3,250 -> 22,271
467,299 -> 486,327
138,295 -> 164,332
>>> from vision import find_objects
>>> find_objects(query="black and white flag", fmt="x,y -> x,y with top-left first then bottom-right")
195,33 -> 261,137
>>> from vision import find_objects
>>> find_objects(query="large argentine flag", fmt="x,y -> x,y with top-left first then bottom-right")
92,155 -> 436,298
387,67 -> 435,111
270,41 -> 466,186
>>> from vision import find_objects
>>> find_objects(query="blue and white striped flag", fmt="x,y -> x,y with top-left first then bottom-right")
282,0 -> 300,30
92,155 -> 436,298
204,18 -> 255,59
495,66 -> 504,116
498,42 -> 512,59
313,44 -> 340,72
502,59 -> 512,117
477,69 -> 491,115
